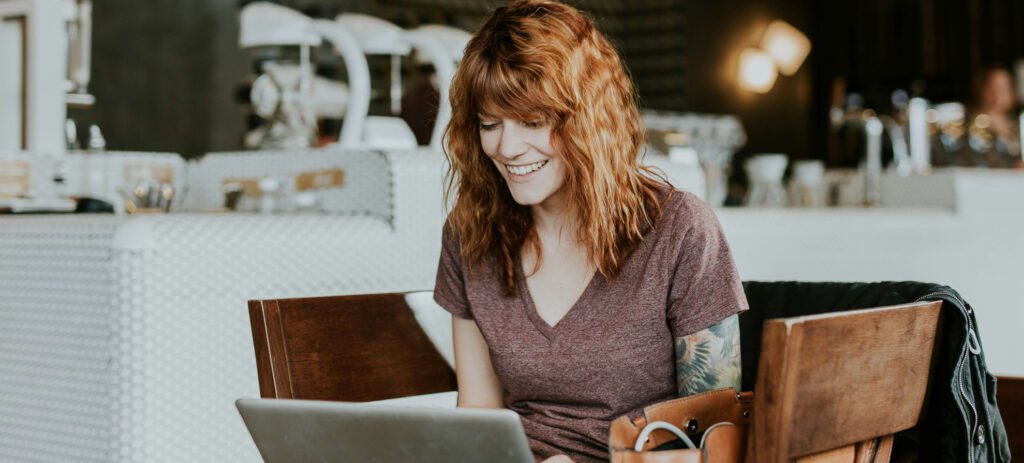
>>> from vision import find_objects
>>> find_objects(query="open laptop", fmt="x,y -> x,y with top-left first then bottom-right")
236,398 -> 534,463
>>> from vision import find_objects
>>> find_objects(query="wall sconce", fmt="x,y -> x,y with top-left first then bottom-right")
761,20 -> 811,76
738,19 -> 810,93
739,48 -> 778,94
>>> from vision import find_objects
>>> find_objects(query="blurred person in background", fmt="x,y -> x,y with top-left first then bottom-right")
965,65 -> 1023,168
400,60 -> 440,146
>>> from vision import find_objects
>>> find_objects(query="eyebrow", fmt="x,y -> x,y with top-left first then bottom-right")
477,113 -> 546,121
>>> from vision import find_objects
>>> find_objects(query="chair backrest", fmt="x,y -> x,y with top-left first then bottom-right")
747,300 -> 943,462
247,292 -> 457,402
997,375 -> 1024,458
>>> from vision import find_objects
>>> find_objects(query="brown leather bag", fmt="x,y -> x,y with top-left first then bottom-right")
608,388 -> 753,463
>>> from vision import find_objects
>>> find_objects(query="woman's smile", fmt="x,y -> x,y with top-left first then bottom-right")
504,160 -> 550,180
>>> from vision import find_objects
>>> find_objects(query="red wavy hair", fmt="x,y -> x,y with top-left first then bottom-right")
443,0 -> 669,296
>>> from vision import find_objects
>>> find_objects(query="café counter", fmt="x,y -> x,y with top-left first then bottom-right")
0,153 -> 449,462
719,168 -> 1023,379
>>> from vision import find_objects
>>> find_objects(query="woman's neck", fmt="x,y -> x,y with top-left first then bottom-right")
530,190 -> 574,240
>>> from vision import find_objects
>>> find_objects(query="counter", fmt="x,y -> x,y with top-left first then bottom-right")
0,152 -> 448,462
0,214 -> 444,462
720,169 -> 1024,377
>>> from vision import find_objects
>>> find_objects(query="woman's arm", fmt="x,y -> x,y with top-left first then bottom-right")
674,313 -> 742,396
452,316 -> 505,408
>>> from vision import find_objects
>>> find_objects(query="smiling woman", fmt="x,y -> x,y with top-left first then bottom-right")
434,2 -> 748,463
443,0 -> 660,294
476,115 -> 563,207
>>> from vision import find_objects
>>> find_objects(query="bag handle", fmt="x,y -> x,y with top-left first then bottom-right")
633,421 -> 697,451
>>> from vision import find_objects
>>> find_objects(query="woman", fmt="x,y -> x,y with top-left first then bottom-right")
965,66 -> 1022,168
433,2 -> 748,462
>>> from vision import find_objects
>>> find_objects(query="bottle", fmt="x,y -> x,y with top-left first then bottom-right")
907,98 -> 931,174
87,124 -> 106,151
84,124 -> 107,199
65,118 -> 80,150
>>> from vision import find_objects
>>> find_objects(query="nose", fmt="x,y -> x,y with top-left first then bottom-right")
496,122 -> 528,159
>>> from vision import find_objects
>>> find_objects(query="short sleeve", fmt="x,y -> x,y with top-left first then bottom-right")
433,222 -> 473,319
666,195 -> 749,336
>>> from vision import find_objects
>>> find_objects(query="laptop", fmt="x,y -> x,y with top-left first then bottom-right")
236,398 -> 535,463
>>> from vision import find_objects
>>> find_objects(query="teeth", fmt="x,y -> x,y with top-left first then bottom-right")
506,161 -> 547,176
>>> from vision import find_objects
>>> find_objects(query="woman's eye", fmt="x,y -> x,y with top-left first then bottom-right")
479,122 -> 500,131
522,120 -> 545,129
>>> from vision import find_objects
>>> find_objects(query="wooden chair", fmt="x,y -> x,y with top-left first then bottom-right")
746,300 -> 943,463
997,375 -> 1024,458
247,292 -> 457,402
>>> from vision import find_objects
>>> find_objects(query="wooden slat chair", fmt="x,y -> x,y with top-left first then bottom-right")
245,289 -> 1001,461
746,300 -> 943,463
997,375 -> 1024,459
247,292 -> 456,402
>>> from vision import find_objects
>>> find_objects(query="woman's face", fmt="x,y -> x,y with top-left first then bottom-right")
982,70 -> 1015,114
478,114 -> 566,208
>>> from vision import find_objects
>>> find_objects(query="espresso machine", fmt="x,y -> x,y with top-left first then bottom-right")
239,2 -> 471,151
239,2 -> 346,149
311,13 -> 418,150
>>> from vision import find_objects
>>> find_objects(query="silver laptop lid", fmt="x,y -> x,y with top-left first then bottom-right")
236,398 -> 534,463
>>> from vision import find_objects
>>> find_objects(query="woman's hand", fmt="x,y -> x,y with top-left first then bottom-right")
541,455 -> 575,463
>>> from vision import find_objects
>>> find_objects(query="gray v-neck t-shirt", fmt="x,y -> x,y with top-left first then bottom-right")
433,189 -> 748,463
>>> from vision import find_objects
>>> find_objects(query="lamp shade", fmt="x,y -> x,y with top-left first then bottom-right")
760,20 -> 810,76
739,48 -> 777,93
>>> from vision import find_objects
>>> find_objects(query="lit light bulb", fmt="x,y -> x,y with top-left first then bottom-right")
761,20 -> 811,76
739,48 -> 778,93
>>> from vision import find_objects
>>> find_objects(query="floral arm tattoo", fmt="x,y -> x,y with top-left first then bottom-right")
674,314 -> 741,396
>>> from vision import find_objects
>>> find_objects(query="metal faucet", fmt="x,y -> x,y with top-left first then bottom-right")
907,98 -> 931,173
835,110 -> 884,204
879,115 -> 912,177
833,109 -> 906,205
860,117 -> 883,206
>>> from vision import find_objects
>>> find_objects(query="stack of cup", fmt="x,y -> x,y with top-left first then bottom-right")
744,154 -> 789,208
789,160 -> 825,207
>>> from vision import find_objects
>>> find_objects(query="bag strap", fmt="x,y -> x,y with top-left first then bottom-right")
644,388 -> 751,436
609,388 -> 752,451
633,421 -> 697,451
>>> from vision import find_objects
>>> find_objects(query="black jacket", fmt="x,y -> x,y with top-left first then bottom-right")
739,281 -> 1010,463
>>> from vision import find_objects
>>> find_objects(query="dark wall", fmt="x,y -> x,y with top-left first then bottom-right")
813,0 -> 1024,105
811,0 -> 1024,166
71,0 -> 248,157
684,0 -> 814,165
